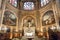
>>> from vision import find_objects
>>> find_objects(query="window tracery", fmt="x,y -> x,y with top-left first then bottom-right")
24,2 -> 34,10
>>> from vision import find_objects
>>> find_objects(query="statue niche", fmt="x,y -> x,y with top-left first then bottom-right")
23,16 -> 35,27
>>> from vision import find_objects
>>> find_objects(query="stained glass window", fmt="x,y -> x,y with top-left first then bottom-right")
41,0 -> 49,6
24,2 -> 34,10
9,0 -> 17,7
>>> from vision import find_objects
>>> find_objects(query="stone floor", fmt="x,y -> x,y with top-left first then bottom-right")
21,36 -> 47,40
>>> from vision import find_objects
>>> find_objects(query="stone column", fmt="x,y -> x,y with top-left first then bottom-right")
0,11 -> 2,26
52,0 -> 60,30
0,0 -> 3,26
36,10 -> 40,31
0,0 -> 6,26
0,0 -> 2,8
55,0 -> 60,31
56,0 -> 60,17
18,12 -> 22,31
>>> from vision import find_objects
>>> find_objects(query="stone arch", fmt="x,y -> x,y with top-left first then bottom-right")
42,10 -> 55,26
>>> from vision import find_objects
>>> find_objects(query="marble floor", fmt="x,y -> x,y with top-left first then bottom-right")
21,36 -> 47,40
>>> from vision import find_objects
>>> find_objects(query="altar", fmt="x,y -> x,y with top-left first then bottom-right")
23,19 -> 35,38
24,27 -> 35,38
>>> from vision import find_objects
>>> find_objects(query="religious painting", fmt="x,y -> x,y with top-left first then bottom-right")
3,11 -> 16,26
42,11 -> 55,26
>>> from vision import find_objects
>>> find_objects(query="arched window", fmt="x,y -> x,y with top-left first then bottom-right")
3,11 -> 16,26
23,2 -> 34,10
41,0 -> 49,6
9,0 -> 17,7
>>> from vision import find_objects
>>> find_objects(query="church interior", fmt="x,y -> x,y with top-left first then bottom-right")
0,0 -> 60,40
